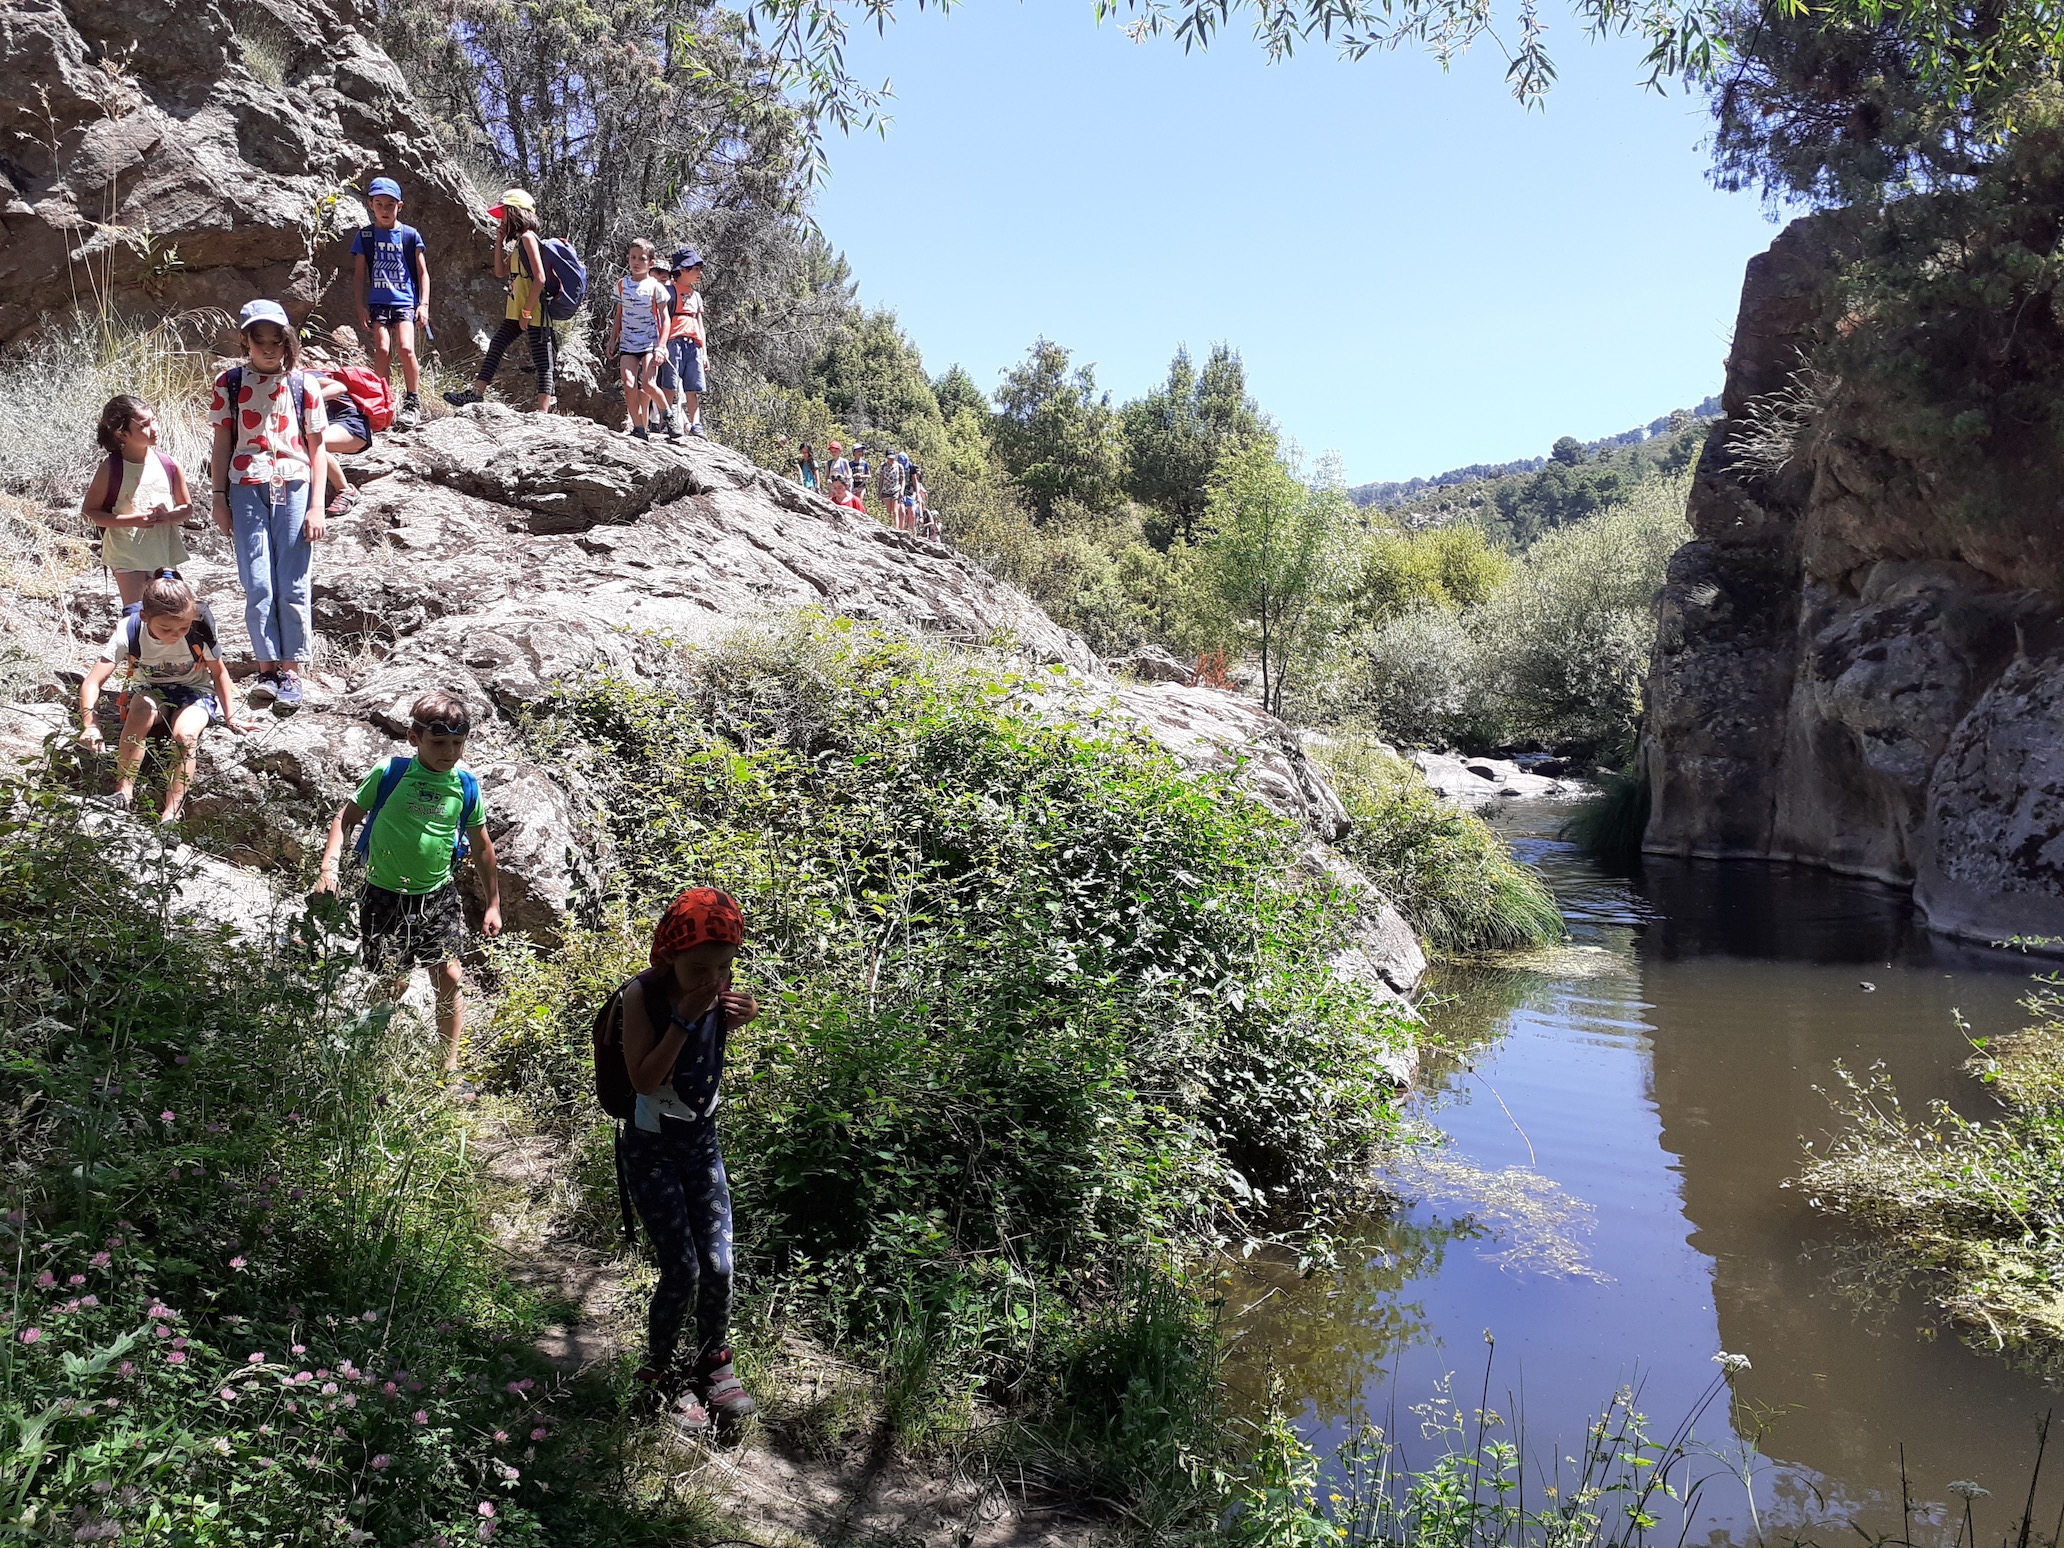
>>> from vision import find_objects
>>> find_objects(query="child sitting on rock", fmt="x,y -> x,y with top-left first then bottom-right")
618,887 -> 760,1431
314,690 -> 502,1075
81,396 -> 195,607
76,569 -> 248,823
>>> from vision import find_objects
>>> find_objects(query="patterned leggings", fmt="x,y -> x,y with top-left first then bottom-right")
620,1120 -> 733,1372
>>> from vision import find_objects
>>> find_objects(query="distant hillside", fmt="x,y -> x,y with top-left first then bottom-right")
1350,397 -> 1721,511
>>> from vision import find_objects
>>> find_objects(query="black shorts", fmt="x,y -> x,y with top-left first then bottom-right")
328,399 -> 373,449
360,882 -> 467,973
367,304 -> 415,328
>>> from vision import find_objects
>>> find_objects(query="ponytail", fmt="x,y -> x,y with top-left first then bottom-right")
139,569 -> 197,621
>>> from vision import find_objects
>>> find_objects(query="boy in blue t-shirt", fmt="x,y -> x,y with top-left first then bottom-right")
350,176 -> 430,430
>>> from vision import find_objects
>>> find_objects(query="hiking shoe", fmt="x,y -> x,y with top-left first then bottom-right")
632,426 -> 649,442
326,487 -> 360,518
442,387 -> 483,408
272,673 -> 304,715
246,672 -> 279,710
396,394 -> 422,430
633,1367 -> 710,1435
688,423 -> 708,439
694,1349 -> 756,1423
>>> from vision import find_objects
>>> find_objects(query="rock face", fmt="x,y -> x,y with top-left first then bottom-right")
0,0 -> 500,346
32,410 -> 1424,993
1641,217 -> 2064,944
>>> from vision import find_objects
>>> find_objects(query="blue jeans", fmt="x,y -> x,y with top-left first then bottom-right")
227,482 -> 312,665
621,1119 -> 734,1371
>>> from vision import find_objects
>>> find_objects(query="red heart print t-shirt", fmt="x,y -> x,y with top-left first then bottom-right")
208,367 -> 327,487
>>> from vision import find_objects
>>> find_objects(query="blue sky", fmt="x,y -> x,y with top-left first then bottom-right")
808,4 -> 1786,484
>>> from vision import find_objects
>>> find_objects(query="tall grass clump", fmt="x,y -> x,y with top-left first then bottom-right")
1312,729 -> 1563,955
0,782 -> 715,1543
0,310 -> 225,507
1799,975 -> 2064,1358
482,614 -> 1417,1512
1560,771 -> 1651,867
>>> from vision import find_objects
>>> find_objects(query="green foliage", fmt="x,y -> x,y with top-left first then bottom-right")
1313,730 -> 1564,955
1199,444 -> 1359,717
990,339 -> 1129,519
1560,771 -> 1651,867
809,307 -> 946,442
1353,523 -> 1510,627
1121,344 -> 1273,544
0,786 -> 709,1544
932,364 -> 989,422
703,376 -> 840,476
1800,980 -> 2064,1357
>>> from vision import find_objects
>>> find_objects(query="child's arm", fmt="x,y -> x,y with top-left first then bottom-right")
621,978 -> 692,1095
354,245 -> 371,331
516,233 -> 543,327
607,297 -> 623,354
303,386 -> 328,539
314,800 -> 366,894
413,240 -> 431,326
207,655 -> 251,733
164,462 -> 194,526
470,822 -> 501,937
493,236 -> 510,283
209,421 -> 234,535
80,462 -> 115,530
77,659 -> 116,748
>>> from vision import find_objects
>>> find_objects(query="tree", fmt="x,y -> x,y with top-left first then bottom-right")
932,364 -> 989,422
990,339 -> 1128,520
1549,436 -> 1584,466
810,309 -> 943,440
1197,442 -> 1356,718
1120,344 -> 1270,543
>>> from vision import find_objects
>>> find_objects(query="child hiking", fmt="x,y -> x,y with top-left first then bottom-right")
76,569 -> 248,822
663,246 -> 707,439
600,887 -> 760,1432
444,190 -> 557,415
315,690 -> 502,1075
208,299 -> 328,715
607,238 -> 668,441
349,176 -> 428,430
82,395 -> 194,607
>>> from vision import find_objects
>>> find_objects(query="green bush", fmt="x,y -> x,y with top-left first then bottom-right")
1312,730 -> 1563,955
0,786 -> 712,1544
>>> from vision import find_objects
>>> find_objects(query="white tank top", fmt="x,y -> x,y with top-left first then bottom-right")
101,453 -> 188,574
110,453 -> 173,516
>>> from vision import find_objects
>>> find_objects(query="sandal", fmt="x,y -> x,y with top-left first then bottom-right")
326,488 -> 360,518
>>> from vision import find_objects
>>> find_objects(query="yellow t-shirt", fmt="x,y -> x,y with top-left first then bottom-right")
506,241 -> 536,323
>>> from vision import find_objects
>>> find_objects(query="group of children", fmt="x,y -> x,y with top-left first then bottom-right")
796,440 -> 937,537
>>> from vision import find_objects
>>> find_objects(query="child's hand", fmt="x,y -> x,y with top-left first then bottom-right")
415,305 -> 429,329
225,712 -> 257,734
304,507 -> 326,542
311,866 -> 338,897
358,307 -> 373,333
482,902 -> 502,938
80,723 -> 104,752
718,989 -> 758,1029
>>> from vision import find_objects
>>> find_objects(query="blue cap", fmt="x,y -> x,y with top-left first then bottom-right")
368,176 -> 403,201
239,298 -> 290,332
670,246 -> 703,271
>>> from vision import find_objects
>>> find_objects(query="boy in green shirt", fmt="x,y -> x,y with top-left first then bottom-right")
315,690 -> 502,1073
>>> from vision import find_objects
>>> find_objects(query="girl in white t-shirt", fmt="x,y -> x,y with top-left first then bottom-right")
607,239 -> 669,441
77,570 -> 249,823
81,396 -> 194,606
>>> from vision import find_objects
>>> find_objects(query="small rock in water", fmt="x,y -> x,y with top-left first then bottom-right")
1859,981 -> 1877,992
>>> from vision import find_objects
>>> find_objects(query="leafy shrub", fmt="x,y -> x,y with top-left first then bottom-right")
1312,730 -> 1563,955
487,617 -> 1414,1370
1321,607 -> 1495,749
0,788 -> 710,1544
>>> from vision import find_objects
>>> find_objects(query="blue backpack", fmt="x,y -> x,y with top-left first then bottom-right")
353,756 -> 481,865
536,238 -> 588,320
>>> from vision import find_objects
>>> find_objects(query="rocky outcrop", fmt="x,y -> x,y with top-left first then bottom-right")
0,0 -> 500,346
1641,217 -> 2064,944
21,410 -> 1425,991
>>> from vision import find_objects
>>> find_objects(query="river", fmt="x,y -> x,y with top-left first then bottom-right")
1225,799 -> 2060,1544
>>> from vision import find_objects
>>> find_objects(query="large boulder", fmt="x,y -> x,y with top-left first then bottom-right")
1,0 -> 501,346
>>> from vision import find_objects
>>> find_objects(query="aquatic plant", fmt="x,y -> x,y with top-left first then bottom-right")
1560,771 -> 1650,868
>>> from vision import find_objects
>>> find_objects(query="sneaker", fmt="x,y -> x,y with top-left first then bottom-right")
688,423 -> 708,439
396,394 -> 422,431
442,387 -> 483,408
694,1348 -> 756,1423
634,1367 -> 710,1435
632,426 -> 649,441
272,673 -> 304,715
246,672 -> 279,710
326,487 -> 360,518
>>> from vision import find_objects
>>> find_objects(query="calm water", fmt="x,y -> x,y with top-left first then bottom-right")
1226,802 -> 2060,1544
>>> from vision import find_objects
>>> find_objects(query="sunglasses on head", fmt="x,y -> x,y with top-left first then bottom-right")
413,719 -> 470,737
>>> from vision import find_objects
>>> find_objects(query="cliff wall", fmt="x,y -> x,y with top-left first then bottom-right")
1641,218 -> 2064,945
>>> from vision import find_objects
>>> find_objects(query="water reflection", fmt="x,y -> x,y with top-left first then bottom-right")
1226,805 -> 2058,1543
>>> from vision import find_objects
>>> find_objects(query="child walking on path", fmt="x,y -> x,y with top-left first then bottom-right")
82,396 -> 194,606
315,690 -> 502,1075
76,569 -> 248,822
444,190 -> 554,414
208,299 -> 328,715
608,239 -> 668,441
616,887 -> 760,1432
350,176 -> 428,430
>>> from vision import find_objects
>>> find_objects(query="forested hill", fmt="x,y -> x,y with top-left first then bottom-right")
1350,398 -> 1719,549
1349,397 -> 1721,513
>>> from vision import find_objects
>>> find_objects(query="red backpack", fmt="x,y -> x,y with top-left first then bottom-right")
332,366 -> 396,433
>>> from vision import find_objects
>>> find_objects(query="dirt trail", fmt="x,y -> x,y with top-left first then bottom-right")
472,1118 -> 1103,1547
